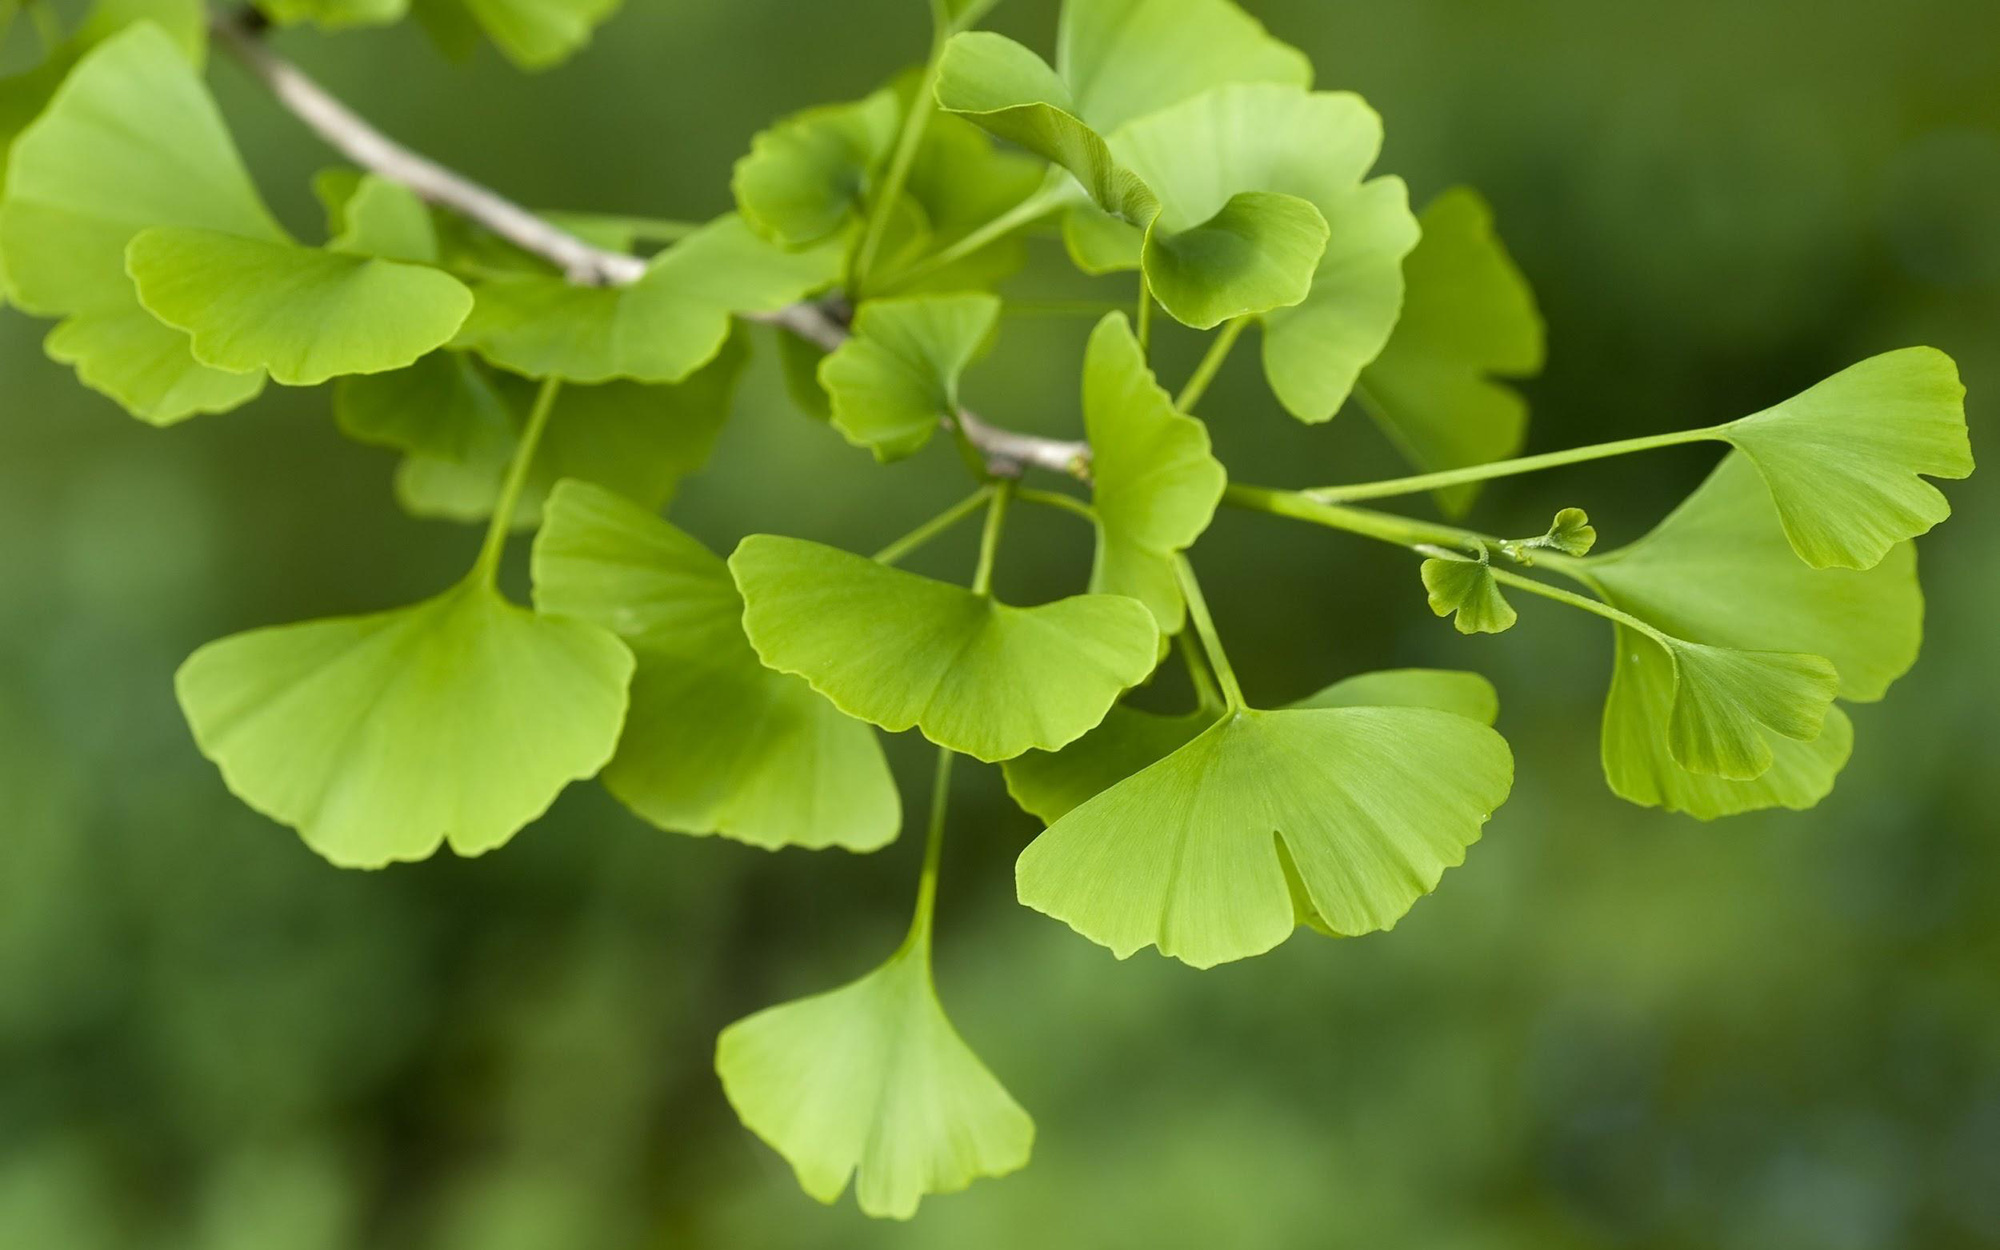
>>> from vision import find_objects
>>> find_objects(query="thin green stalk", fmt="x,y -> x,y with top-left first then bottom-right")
971,478 -> 1015,595
877,178 -> 1070,294
872,485 -> 995,564
1177,629 -> 1226,714
854,34 -> 948,291
904,745 -> 957,957
1307,426 -> 1722,503
1174,555 -> 1246,710
475,377 -> 562,584
1016,486 -> 1096,524
1135,278 -> 1154,354
1486,565 -> 1661,638
1176,317 -> 1247,412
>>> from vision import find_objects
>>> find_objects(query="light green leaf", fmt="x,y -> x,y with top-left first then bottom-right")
255,0 -> 408,30
458,214 -> 840,383
1003,667 -> 1498,825
820,294 -> 1000,461
412,0 -> 621,70
1716,347 -> 1971,570
0,25 -> 281,422
874,112 -> 1048,295
1358,188 -> 1545,515
1083,312 -> 1226,630
334,349 -> 515,464
716,938 -> 1032,1219
176,577 -> 634,868
936,32 -> 1328,329
532,481 -> 899,851
1502,507 -> 1596,561
127,227 -> 472,386
1015,705 -> 1512,967
1108,85 -> 1418,421
1420,555 -> 1516,635
1055,0 -> 1311,133
732,88 -> 902,247
731,535 -> 1159,762
1655,640 -> 1838,779
396,333 -> 748,528
326,174 -> 439,263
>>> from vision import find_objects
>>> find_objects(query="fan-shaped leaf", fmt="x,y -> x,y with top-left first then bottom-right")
1657,640 -> 1839,779
532,481 -> 899,851
820,294 -> 1000,461
1357,188 -> 1545,515
716,939 -> 1032,1219
733,88 -> 902,247
1082,312 -> 1226,630
1502,507 -> 1596,561
1420,555 -> 1516,635
1055,0 -> 1310,133
458,214 -> 840,383
413,0 -> 620,71
127,226 -> 472,385
730,535 -> 1159,762
176,578 -> 633,868
1717,347 -> 1971,570
1015,705 -> 1513,967
334,349 -> 515,464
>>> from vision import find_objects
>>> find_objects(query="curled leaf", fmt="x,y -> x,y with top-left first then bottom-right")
1502,507 -> 1596,561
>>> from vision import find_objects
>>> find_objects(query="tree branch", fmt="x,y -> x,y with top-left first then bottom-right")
209,10 -> 1091,478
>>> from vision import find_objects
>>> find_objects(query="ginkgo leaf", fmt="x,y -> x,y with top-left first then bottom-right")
872,112 -> 1048,295
1715,347 -> 1971,570
1082,312 -> 1226,630
730,535 -> 1160,762
0,25 -> 281,422
1420,555 -> 1516,635
820,294 -> 1000,461
458,214 -> 841,384
325,174 -> 440,264
716,938 -> 1032,1219
1357,188 -> 1545,516
392,334 -> 748,528
1576,453 -> 1921,817
256,0 -> 408,30
1003,667 -> 1498,824
1015,704 -> 1513,967
1108,85 -> 1418,422
1656,640 -> 1838,779
412,0 -> 620,70
936,31 -> 1329,329
127,227 -> 472,385
732,88 -> 902,247
1055,0 -> 1311,133
176,577 -> 633,868
1502,507 -> 1596,561
532,481 -> 899,851
334,349 -> 515,464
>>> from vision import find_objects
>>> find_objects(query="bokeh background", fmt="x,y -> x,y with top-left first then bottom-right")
4,1 -> 1997,1245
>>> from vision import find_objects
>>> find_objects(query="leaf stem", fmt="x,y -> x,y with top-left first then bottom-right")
877,177 -> 1072,295
1307,426 -> 1723,503
1174,555 -> 1246,710
1177,629 -> 1226,714
853,43 -> 946,293
905,745 -> 957,958
1016,486 -> 1097,524
971,478 -> 1015,595
872,485 -> 995,564
475,376 -> 562,585
1135,277 -> 1154,354
1176,317 -> 1247,412
1485,566 -> 1662,639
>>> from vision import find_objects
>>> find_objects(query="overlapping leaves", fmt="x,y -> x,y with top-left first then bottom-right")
820,294 -> 999,460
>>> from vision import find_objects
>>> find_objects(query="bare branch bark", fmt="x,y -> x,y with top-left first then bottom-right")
209,11 -> 1092,478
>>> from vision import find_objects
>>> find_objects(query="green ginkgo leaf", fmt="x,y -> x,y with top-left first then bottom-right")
732,88 -> 903,247
1502,507 -> 1596,561
730,535 -> 1160,762
1015,704 -> 1513,968
127,227 -> 472,386
325,173 -> 440,264
1082,312 -> 1227,630
1420,554 -> 1516,635
820,294 -> 1000,461
873,112 -> 1048,295
458,214 -> 841,384
716,937 -> 1032,1219
1357,188 -> 1545,516
334,349 -> 515,465
1107,85 -> 1418,421
1653,640 -> 1839,779
532,481 -> 899,851
176,577 -> 634,868
1055,0 -> 1311,133
1003,667 -> 1497,824
412,0 -> 621,71
1714,347 -> 1971,570
936,29 -> 1328,329
255,0 -> 408,30
1577,452 -> 1920,816
0,25 -> 280,422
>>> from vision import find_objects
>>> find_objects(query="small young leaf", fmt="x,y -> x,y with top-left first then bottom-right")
730,535 -> 1160,762
532,482 -> 899,851
176,578 -> 633,868
1502,507 -> 1596,561
127,227 -> 472,385
716,939 -> 1032,1219
1420,555 -> 1516,634
1357,188 -> 1545,516
1003,667 -> 1497,824
820,294 -> 1000,461
732,88 -> 902,247
1083,312 -> 1227,630
1015,705 -> 1513,968
458,214 -> 841,383
1717,347 -> 1971,570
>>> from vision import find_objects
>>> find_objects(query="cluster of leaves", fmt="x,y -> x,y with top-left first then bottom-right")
0,0 -> 1972,1221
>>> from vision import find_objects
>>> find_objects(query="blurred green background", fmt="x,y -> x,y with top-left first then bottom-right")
3,1 -> 1997,1246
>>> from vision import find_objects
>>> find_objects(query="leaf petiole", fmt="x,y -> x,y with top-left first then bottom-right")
875,176 -> 1073,295
853,48 -> 945,293
474,376 -> 562,585
1306,426 -> 1723,503
1015,486 -> 1096,524
872,485 -> 996,565
1176,317 -> 1248,412
1177,629 -> 1226,714
1174,555 -> 1246,710
970,478 -> 1015,595
903,745 -> 957,959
